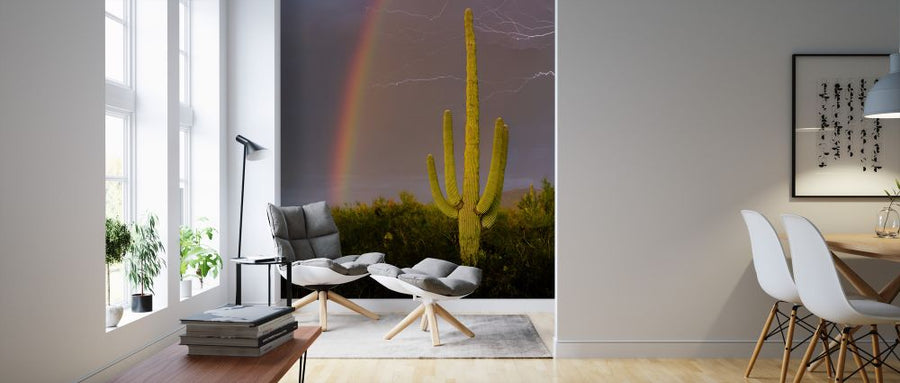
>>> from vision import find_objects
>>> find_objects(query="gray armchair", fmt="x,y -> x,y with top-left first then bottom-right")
267,201 -> 383,331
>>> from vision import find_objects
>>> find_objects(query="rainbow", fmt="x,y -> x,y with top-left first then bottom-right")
330,0 -> 388,204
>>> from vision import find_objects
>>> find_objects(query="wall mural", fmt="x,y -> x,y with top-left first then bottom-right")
793,54 -> 900,197
281,0 -> 555,298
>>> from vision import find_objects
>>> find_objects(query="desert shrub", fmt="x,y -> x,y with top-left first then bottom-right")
307,181 -> 554,299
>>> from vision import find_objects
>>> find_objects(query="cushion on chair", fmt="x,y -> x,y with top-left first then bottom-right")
397,273 -> 478,296
297,252 -> 387,276
368,258 -> 481,297
368,263 -> 403,278
267,202 -> 343,261
410,258 -> 459,278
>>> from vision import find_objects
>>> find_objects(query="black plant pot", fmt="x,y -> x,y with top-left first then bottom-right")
131,294 -> 153,313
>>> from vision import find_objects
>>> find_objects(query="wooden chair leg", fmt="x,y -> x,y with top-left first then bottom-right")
292,291 -> 319,310
836,328 -> 851,383
820,325 -> 834,378
848,339 -> 871,383
434,303 -> 474,338
425,303 -> 440,346
872,325 -> 883,383
420,313 -> 429,331
318,290 -> 328,331
794,319 -> 826,383
778,306 -> 799,383
385,304 -> 425,340
327,291 -> 379,320
746,302 -> 779,378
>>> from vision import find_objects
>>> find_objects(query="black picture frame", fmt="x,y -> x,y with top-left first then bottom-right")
791,53 -> 893,198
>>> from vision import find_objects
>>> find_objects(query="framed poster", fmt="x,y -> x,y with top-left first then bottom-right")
792,53 -> 900,197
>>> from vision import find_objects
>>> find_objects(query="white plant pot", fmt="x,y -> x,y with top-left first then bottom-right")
106,305 -> 124,328
180,280 -> 193,299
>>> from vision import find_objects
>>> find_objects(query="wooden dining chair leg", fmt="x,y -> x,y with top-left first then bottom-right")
794,319 -> 826,383
746,302 -> 779,378
836,327 -> 852,383
848,339 -> 870,383
420,313 -> 428,331
871,325 -> 883,383
780,305 -> 799,383
820,325 -> 835,378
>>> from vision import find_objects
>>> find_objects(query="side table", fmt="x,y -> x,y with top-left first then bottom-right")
232,258 -> 293,306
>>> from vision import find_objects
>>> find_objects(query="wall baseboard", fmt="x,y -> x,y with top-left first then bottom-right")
240,298 -> 555,314
78,327 -> 185,382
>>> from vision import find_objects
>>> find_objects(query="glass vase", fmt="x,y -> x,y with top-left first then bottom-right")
876,207 -> 900,238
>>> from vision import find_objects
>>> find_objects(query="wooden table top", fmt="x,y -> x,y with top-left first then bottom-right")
111,326 -> 321,383
825,233 -> 900,261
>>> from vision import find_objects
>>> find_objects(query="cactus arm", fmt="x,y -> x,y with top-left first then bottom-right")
476,118 -> 509,214
427,154 -> 460,218
442,110 -> 461,206
480,194 -> 502,229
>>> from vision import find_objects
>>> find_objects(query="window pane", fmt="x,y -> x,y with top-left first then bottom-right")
106,0 -> 125,20
106,115 -> 125,177
179,2 -> 186,51
105,17 -> 125,83
179,54 -> 187,103
106,180 -> 125,220
179,130 -> 186,180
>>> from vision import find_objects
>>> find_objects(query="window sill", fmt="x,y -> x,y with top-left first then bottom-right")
179,279 -> 220,302
105,306 -> 158,333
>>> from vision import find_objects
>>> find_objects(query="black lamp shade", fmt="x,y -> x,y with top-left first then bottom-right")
235,135 -> 269,161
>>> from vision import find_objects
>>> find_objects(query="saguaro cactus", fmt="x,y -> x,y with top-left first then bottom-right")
426,8 -> 510,265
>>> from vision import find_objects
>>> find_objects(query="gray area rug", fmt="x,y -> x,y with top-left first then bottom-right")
304,314 -> 551,358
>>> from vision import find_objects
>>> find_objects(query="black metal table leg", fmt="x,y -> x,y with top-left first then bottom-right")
267,264 -> 272,306
298,350 -> 307,383
286,263 -> 292,307
235,262 -> 242,305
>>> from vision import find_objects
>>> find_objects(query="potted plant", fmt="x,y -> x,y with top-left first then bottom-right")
179,219 -> 222,298
105,218 -> 131,327
126,213 -> 165,312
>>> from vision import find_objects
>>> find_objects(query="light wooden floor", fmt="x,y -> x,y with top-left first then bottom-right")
279,311 -> 900,382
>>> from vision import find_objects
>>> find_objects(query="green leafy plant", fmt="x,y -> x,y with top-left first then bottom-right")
126,213 -> 165,296
180,219 -> 222,288
105,218 -> 131,306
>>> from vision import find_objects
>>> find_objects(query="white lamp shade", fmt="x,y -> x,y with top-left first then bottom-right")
864,53 -> 900,119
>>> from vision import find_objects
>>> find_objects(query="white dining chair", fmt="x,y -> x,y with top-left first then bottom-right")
742,210 -> 818,383
783,214 -> 900,383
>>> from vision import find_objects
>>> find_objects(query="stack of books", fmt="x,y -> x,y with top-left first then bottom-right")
180,305 -> 297,357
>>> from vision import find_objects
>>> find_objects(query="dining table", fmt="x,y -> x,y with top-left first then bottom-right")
801,233 -> 900,375
823,233 -> 900,304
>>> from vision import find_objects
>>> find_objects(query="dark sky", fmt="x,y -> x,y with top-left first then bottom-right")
281,0 -> 554,206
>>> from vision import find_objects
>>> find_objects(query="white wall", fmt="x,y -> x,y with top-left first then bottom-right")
226,0 -> 281,305
0,1 -> 228,381
557,0 -> 900,357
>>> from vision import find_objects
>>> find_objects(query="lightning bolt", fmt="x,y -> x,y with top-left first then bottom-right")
485,70 -> 555,100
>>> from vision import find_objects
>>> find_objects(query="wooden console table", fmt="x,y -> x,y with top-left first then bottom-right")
111,327 -> 321,383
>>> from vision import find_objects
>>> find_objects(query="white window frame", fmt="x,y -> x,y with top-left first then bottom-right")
179,0 -> 194,226
106,0 -> 136,310
105,0 -> 134,88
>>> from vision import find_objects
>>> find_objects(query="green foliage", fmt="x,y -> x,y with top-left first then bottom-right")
105,218 -> 131,306
328,181 -> 554,299
180,218 -> 222,287
105,218 -> 131,265
127,213 -> 166,296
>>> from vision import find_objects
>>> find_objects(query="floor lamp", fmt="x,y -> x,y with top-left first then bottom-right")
234,135 -> 268,304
